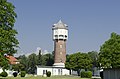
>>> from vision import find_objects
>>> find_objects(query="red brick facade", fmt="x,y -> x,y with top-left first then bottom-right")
54,40 -> 66,63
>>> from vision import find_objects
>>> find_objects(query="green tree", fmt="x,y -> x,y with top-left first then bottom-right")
12,64 -> 24,72
0,0 -> 19,69
18,52 -> 54,74
99,32 -> 120,68
0,53 -> 9,70
46,53 -> 54,66
88,51 -> 99,76
65,52 -> 92,75
18,55 -> 28,72
41,53 -> 54,66
28,53 -> 37,75
37,50 -> 42,65
88,51 -> 98,67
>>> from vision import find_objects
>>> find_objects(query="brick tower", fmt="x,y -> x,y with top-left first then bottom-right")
52,20 -> 68,67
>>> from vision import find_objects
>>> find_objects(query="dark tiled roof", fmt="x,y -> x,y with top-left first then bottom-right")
52,20 -> 68,29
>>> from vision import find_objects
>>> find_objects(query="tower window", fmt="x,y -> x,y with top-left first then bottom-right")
59,35 -> 63,37
65,35 -> 67,38
60,45 -> 62,48
60,52 -> 62,55
55,35 -> 58,37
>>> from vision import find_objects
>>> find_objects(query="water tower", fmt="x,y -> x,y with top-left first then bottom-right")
52,20 -> 68,67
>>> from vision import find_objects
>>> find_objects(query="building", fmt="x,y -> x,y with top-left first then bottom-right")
103,68 -> 120,79
0,55 -> 19,76
37,20 -> 69,76
6,55 -> 19,65
53,20 -> 68,67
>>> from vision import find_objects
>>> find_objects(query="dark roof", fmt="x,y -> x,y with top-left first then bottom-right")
52,20 -> 68,30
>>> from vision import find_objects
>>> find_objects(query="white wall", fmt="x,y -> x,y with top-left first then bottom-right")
53,29 -> 68,40
62,69 -> 69,75
37,67 -> 53,75
37,67 -> 70,76
0,68 -> 2,73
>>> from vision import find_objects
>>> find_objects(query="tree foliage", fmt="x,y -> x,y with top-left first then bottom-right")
37,50 -> 42,65
88,51 -> 99,67
28,53 -> 37,74
65,52 -> 92,75
0,0 -> 19,69
41,53 -> 54,66
99,32 -> 120,68
18,55 -> 29,72
18,52 -> 54,73
0,54 -> 9,70
12,64 -> 24,72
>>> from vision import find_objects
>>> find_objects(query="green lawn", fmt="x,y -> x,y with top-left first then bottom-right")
0,75 -> 90,79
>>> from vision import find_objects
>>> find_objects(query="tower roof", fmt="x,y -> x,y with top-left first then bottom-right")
52,20 -> 68,29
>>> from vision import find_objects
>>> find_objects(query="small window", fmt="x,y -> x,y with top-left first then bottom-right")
60,45 -> 62,48
43,70 -> 46,74
60,52 -> 62,55
55,35 -> 58,37
59,35 -> 63,37
65,35 -> 67,38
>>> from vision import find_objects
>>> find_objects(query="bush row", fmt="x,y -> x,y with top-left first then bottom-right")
0,71 -> 26,77
0,70 -> 92,78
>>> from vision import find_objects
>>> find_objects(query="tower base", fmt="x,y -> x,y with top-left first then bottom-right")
53,63 -> 65,68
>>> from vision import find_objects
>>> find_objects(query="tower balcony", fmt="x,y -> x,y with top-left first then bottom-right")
53,35 -> 68,40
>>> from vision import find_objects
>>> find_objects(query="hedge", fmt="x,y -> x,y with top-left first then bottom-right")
81,71 -> 92,78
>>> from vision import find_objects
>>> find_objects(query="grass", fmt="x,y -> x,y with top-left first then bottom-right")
0,75 -> 91,79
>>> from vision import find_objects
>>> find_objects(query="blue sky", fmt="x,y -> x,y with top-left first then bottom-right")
8,0 -> 120,55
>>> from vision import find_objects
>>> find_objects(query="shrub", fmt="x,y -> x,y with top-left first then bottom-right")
46,71 -> 51,77
0,71 -> 8,77
20,71 -> 26,77
81,71 -> 86,78
86,71 -> 92,78
13,72 -> 18,77
81,71 -> 92,78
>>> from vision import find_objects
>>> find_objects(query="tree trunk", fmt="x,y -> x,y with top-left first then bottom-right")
77,69 -> 81,76
69,69 -> 72,75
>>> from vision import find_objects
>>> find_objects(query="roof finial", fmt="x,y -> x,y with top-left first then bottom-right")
60,17 -> 62,20
58,17 -> 63,24
58,19 -> 62,23
58,17 -> 62,23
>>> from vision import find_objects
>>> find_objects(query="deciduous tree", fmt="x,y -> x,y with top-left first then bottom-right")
41,53 -> 54,66
18,55 -> 28,72
65,52 -> 92,75
99,32 -> 120,68
0,0 -> 19,69
28,53 -> 37,74
88,51 -> 98,67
